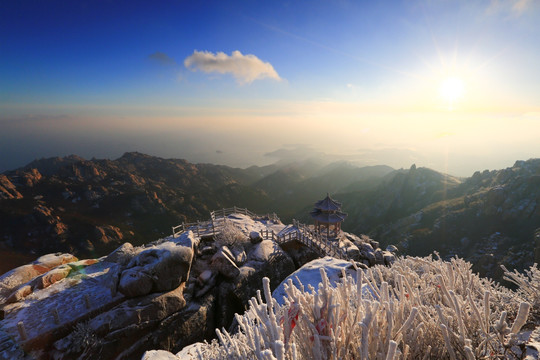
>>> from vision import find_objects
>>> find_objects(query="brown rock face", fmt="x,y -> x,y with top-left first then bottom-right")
21,168 -> 42,187
5,265 -> 73,304
0,253 -> 77,302
0,152 -> 276,272
94,225 -> 124,245
33,265 -> 72,290
0,175 -> 22,199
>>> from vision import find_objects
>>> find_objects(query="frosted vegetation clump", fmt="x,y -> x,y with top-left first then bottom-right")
502,263 -> 540,319
191,256 -> 538,359
214,219 -> 249,249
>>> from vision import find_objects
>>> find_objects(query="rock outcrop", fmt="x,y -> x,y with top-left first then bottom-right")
1,212 -> 391,359
215,239 -> 295,329
0,253 -> 77,303
118,241 -> 195,298
0,192 -> 405,360
0,231 -> 197,359
0,175 -> 23,199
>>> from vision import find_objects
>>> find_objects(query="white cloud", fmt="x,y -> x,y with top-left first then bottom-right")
512,0 -> 532,14
184,50 -> 282,84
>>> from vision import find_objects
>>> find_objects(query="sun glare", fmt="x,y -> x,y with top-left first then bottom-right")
439,77 -> 464,108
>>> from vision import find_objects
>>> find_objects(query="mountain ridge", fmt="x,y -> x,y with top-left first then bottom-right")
1,153 -> 539,281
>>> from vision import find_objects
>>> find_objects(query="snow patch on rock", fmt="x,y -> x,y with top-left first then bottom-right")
273,256 -> 359,305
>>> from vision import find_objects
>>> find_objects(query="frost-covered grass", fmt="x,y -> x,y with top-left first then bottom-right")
189,256 -> 538,359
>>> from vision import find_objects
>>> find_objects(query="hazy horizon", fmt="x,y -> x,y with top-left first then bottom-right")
2,1 -> 539,177
0,143 -> 531,178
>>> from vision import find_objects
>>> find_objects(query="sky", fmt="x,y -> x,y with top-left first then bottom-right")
1,0 -> 540,176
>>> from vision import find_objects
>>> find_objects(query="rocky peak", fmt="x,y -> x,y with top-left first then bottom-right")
20,168 -> 42,187
513,158 -> 540,174
22,155 -> 85,176
118,152 -> 158,166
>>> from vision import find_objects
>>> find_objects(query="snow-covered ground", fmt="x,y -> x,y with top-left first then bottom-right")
272,257 -> 355,305
223,213 -> 286,235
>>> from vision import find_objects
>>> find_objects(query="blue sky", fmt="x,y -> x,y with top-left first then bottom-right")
1,0 -> 540,175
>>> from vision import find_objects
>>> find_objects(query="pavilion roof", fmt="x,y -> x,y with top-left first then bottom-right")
313,194 -> 342,211
310,209 -> 347,223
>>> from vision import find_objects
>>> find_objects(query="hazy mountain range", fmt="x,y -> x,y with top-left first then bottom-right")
1,152 -> 539,280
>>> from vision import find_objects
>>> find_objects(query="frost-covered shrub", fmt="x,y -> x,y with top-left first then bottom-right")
190,256 -> 535,360
214,220 -> 249,249
502,263 -> 540,318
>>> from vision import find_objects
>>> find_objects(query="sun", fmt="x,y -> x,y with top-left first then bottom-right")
439,77 -> 464,108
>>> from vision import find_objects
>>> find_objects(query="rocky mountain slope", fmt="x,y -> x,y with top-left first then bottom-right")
0,212 -> 394,359
335,160 -> 540,280
0,153 -> 274,273
0,153 -> 392,274
1,153 -> 539,283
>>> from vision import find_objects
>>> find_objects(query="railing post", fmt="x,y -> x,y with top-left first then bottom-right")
17,322 -> 27,341
52,308 -> 60,324
84,294 -> 91,309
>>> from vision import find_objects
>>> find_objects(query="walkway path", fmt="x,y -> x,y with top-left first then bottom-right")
171,207 -> 347,260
